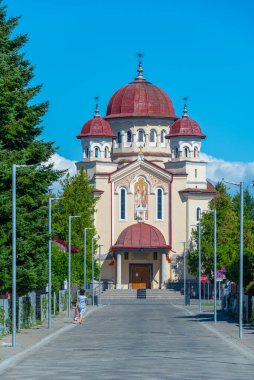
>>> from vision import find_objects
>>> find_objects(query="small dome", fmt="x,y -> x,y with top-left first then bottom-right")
77,115 -> 116,139
167,105 -> 205,139
105,62 -> 175,119
113,222 -> 170,250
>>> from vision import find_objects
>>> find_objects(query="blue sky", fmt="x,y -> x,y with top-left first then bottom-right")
5,0 -> 254,183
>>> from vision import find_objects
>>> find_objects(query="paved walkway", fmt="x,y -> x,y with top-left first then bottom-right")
1,304 -> 254,379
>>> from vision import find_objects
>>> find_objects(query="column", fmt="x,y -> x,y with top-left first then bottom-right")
161,252 -> 167,289
116,253 -> 122,289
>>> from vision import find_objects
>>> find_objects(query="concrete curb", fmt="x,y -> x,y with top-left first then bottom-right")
175,305 -> 254,361
0,306 -> 103,375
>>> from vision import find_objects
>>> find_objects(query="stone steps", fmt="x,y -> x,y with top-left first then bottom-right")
100,289 -> 184,304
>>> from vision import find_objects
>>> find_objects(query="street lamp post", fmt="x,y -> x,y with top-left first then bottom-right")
84,228 -> 92,291
98,244 -> 102,306
198,221 -> 202,313
183,242 -> 187,306
12,164 -> 34,348
223,179 -> 244,339
48,197 -> 61,329
92,237 -> 95,306
68,215 -> 80,318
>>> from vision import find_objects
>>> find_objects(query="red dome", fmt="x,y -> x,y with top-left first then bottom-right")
77,115 -> 116,139
106,78 -> 175,119
167,115 -> 206,139
112,222 -> 170,251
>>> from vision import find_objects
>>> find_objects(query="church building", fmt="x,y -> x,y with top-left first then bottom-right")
76,61 -> 216,290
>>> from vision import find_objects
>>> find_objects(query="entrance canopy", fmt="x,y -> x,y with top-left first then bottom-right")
112,222 -> 170,252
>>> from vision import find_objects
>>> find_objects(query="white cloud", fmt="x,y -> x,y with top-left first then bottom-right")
46,153 -> 77,193
46,152 -> 254,193
201,153 -> 254,184
47,153 -> 77,176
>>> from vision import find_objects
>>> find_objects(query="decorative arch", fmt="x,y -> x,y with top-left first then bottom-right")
161,129 -> 166,143
94,146 -> 100,158
183,146 -> 190,158
193,146 -> 199,158
137,129 -> 145,144
133,176 -> 149,220
149,129 -> 157,143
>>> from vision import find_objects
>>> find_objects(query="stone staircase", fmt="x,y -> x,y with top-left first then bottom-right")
100,288 -> 184,305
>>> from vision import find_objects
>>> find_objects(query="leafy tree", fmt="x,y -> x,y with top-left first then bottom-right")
0,2 -> 63,295
188,182 -> 254,291
52,170 -> 98,289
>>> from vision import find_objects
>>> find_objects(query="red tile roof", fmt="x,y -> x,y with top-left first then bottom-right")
77,115 -> 116,139
179,182 -> 217,194
106,78 -> 175,119
112,222 -> 170,251
166,115 -> 206,139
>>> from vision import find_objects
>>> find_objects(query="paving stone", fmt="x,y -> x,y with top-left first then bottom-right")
1,304 -> 254,379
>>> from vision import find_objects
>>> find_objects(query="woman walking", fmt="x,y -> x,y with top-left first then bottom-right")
76,288 -> 86,324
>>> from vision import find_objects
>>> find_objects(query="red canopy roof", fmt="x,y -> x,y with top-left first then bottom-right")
77,115 -> 116,139
53,238 -> 79,253
112,222 -> 170,251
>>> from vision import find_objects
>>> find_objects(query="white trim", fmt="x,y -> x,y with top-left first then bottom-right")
156,187 -> 164,221
119,187 -> 127,221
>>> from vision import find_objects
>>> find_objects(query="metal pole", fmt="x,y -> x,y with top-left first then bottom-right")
68,216 -> 72,318
12,164 -> 16,348
183,242 -> 186,305
92,237 -> 94,306
99,244 -> 102,306
198,222 -> 202,312
239,181 -> 244,339
48,199 -> 52,328
208,280 -> 210,303
84,228 -> 86,291
214,210 -> 217,323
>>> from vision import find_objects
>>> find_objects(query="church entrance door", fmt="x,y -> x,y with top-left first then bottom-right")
130,264 -> 151,289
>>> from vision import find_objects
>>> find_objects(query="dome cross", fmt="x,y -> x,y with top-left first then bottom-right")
94,96 -> 100,117
135,51 -> 145,80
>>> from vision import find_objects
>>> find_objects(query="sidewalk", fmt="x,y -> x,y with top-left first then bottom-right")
0,306 -> 100,374
179,304 -> 254,357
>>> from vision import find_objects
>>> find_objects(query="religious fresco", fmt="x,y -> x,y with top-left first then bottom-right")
134,177 -> 148,220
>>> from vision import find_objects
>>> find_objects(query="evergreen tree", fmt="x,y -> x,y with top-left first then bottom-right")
0,2 -> 63,295
52,170 -> 98,289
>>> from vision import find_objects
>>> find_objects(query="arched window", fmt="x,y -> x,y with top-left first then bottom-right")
137,129 -> 145,143
156,188 -> 163,220
184,147 -> 189,158
197,207 -> 201,221
94,147 -> 99,158
117,131 -> 122,144
149,129 -> 156,143
194,147 -> 198,158
127,130 -> 132,143
161,130 -> 166,143
104,147 -> 110,158
86,148 -> 89,158
119,188 -> 127,220
174,148 -> 178,158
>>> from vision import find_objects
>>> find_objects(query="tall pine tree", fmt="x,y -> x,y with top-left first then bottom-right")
0,2 -> 63,295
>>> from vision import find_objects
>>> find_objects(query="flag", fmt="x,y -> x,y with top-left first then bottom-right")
108,258 -> 115,266
166,255 -> 171,263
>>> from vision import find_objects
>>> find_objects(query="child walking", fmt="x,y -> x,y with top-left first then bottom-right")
76,288 -> 86,324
